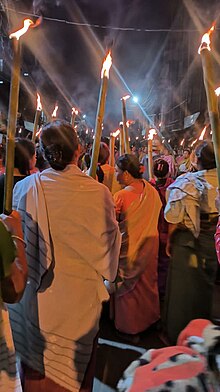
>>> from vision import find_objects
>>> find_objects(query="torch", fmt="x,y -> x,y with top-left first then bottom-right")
199,125 -> 207,141
32,93 -> 42,142
51,104 -> 58,120
109,129 -> 120,167
121,95 -> 131,154
89,52 -> 112,179
71,107 -> 78,127
199,25 -> 220,186
4,19 -> 34,215
148,128 -> 157,181
119,122 -> 125,156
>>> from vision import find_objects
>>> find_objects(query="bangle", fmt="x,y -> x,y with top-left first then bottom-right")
11,235 -> 27,248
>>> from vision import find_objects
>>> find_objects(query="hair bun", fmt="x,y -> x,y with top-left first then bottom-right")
44,144 -> 66,170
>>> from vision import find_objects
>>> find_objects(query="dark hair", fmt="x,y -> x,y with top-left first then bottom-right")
195,141 -> 216,170
98,142 -> 110,165
116,154 -> 142,179
16,138 -> 35,158
3,138 -> 31,175
153,159 -> 169,179
40,120 -> 79,171
183,148 -> 191,154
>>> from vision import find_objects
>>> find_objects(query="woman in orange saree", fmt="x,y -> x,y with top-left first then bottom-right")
111,154 -> 162,335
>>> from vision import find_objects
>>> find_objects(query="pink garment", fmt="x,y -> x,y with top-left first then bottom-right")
161,154 -> 176,178
113,180 -> 161,334
215,218 -> 220,264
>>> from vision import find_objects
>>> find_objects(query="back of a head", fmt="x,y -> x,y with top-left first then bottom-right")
40,120 -> 79,171
116,154 -> 142,179
195,141 -> 216,170
153,159 -> 169,179
16,137 -> 35,159
98,142 -> 110,165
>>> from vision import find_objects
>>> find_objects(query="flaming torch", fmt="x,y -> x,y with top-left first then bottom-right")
148,128 -> 157,180
110,129 -> 120,167
71,107 -> 78,127
121,95 -> 131,154
32,93 -> 42,142
119,122 -> 125,156
199,25 -> 220,186
4,19 -> 34,215
89,52 -> 112,178
52,104 -> 58,119
199,125 -> 207,141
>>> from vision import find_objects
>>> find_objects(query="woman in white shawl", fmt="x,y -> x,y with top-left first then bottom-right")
8,120 -> 121,392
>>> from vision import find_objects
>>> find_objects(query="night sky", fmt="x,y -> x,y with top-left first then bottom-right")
3,0 -> 220,131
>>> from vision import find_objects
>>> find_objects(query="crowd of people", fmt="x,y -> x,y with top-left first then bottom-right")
0,119 -> 219,391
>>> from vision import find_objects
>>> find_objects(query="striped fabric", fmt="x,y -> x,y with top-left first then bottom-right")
0,306 -> 22,391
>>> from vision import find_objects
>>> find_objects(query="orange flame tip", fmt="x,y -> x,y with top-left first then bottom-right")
199,126 -> 207,141
37,93 -> 42,111
215,87 -> 220,97
112,129 -> 120,138
52,105 -> 58,118
101,52 -> 112,79
180,138 -> 184,146
72,107 -> 79,115
121,95 -> 130,101
198,24 -> 215,54
9,19 -> 34,40
148,128 -> 157,140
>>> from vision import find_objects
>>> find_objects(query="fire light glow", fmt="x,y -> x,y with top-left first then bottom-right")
37,93 -> 42,111
101,52 -> 112,79
52,104 -> 58,118
9,19 -> 34,40
111,129 -> 120,138
198,25 -> 215,54
148,128 -> 157,140
199,126 -> 207,141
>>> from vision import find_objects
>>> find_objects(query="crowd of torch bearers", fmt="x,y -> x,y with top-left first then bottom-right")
4,17 -> 220,215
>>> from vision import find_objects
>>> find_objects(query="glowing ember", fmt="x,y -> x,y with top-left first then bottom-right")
180,138 -> 184,146
52,104 -> 58,118
199,126 -> 207,140
148,128 -> 157,140
9,19 -> 34,40
72,107 -> 79,115
112,129 -> 120,138
121,95 -> 130,101
36,126 -> 42,138
101,51 -> 112,79
198,25 -> 215,54
215,87 -> 220,96
37,93 -> 42,111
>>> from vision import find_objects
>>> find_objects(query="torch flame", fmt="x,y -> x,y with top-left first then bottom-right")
101,52 -> 112,79
198,24 -> 215,54
9,19 -> 34,40
191,139 -> 197,147
52,104 -> 58,118
180,138 -> 184,146
37,93 -> 42,111
215,87 -> 220,96
199,126 -> 207,140
121,95 -> 130,101
112,129 -> 120,138
72,107 -> 79,115
148,128 -> 157,140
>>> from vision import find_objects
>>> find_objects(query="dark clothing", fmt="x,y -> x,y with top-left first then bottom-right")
0,174 -> 26,213
164,217 -> 218,344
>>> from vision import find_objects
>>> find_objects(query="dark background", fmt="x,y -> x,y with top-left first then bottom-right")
0,0 -> 220,137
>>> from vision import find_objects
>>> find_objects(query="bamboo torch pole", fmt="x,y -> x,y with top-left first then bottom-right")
148,128 -> 157,181
199,25 -> 220,186
119,123 -> 125,156
4,19 -> 34,215
32,93 -> 42,142
89,52 -> 112,178
109,129 -> 120,167
71,107 -> 78,127
121,95 -> 131,154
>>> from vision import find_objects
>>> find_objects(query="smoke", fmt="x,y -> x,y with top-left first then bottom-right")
33,0 -> 62,14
